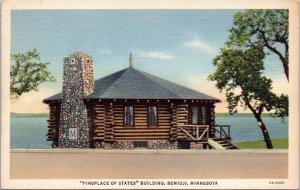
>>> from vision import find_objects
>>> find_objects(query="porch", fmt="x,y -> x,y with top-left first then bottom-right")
176,124 -> 239,149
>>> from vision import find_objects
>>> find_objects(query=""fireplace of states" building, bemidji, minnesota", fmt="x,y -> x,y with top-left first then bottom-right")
43,52 -> 238,149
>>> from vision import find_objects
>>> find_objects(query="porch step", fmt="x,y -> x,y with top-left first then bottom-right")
208,138 -> 239,150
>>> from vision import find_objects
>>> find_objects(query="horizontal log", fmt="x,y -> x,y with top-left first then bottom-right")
94,108 -> 105,111
157,116 -> 171,119
115,136 -> 168,140
94,129 -> 104,132
157,114 -> 171,117
158,110 -> 170,113
95,134 -> 104,137
93,110 -> 105,115
134,118 -> 147,121
93,137 -> 104,140
113,126 -> 169,129
134,119 -> 148,122
113,120 -> 123,124
95,113 -> 105,116
94,128 -> 105,131
158,122 -> 171,126
104,139 -> 115,142
113,114 -> 123,117
134,123 -> 148,126
114,133 -> 169,136
177,111 -> 188,114
134,109 -> 147,112
113,111 -> 123,114
177,109 -> 188,112
134,124 -> 148,128
94,122 -> 105,125
158,119 -> 171,122
104,137 -> 114,140
134,120 -> 147,123
113,109 -> 123,112
114,128 -> 170,133
134,114 -> 147,117
114,123 -> 124,126
134,112 -> 147,115
94,123 -> 105,126
177,113 -> 188,117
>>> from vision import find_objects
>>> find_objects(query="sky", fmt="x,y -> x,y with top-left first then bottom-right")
10,10 -> 288,113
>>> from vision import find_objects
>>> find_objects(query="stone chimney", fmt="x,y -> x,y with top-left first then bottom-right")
58,52 -> 94,148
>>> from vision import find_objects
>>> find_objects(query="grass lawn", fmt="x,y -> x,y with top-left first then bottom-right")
234,138 -> 288,149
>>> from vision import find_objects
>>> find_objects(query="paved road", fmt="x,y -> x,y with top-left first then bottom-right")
10,150 -> 288,179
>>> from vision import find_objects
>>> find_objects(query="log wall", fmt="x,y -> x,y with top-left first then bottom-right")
91,102 -> 173,142
91,103 -> 106,141
112,103 -> 172,140
47,100 -> 217,147
175,103 -> 189,140
46,102 -> 61,147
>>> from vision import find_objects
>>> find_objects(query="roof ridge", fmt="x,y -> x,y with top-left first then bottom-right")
99,68 -> 132,98
132,68 -> 180,98
94,68 -> 127,83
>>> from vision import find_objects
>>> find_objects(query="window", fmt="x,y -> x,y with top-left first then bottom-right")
190,105 -> 207,125
178,141 -> 191,149
70,58 -> 75,64
124,106 -> 134,127
191,106 -> 199,124
134,141 -> 148,148
148,106 -> 157,127
201,106 -> 207,124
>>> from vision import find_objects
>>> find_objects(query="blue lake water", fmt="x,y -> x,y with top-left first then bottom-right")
10,115 -> 288,149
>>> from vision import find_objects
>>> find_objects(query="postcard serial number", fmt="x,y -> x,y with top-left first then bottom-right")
269,181 -> 285,185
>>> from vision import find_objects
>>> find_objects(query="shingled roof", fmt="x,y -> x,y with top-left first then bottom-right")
44,67 -> 219,101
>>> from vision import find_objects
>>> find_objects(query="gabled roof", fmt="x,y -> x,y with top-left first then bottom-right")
44,67 -> 219,101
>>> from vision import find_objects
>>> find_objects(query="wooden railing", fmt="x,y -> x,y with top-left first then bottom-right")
213,125 -> 231,139
177,124 -> 209,141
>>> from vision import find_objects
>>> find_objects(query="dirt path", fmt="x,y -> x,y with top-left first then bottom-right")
10,150 -> 288,179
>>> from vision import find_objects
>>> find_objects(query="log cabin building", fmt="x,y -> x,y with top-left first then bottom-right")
43,52 -> 237,149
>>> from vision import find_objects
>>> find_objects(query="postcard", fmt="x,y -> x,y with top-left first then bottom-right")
1,0 -> 299,189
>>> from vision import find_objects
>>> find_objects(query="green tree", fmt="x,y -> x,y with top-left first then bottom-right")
10,49 -> 55,100
209,47 -> 288,149
227,10 -> 289,80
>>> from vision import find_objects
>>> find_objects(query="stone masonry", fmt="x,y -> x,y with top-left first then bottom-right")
58,52 -> 95,148
94,140 -> 179,149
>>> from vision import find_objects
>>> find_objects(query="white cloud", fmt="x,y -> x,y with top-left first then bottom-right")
97,49 -> 112,55
184,38 -> 216,54
139,51 -> 173,59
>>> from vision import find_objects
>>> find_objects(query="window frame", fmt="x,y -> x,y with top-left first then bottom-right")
191,105 -> 199,125
124,105 -> 134,127
189,105 -> 208,125
147,105 -> 158,127
200,106 -> 207,125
